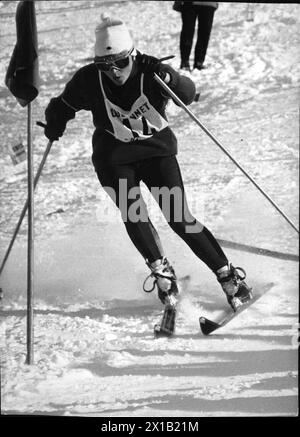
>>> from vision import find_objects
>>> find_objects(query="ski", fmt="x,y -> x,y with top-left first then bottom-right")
199,282 -> 274,335
154,304 -> 177,338
153,276 -> 190,338
200,300 -> 254,336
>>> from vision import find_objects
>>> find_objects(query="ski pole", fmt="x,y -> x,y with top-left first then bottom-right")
154,73 -> 299,234
0,130 -> 54,277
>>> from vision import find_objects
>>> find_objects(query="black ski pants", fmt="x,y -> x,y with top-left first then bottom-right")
96,156 -> 227,272
180,5 -> 216,65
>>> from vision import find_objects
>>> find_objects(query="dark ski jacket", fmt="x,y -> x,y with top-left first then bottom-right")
45,59 -> 196,169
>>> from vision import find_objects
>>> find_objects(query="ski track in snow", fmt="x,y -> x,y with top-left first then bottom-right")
1,279 -> 298,416
0,1 -> 299,417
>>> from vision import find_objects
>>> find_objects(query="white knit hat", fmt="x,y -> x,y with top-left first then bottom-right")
94,14 -> 134,58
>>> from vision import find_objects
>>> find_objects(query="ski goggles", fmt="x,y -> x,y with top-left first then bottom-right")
94,49 -> 133,72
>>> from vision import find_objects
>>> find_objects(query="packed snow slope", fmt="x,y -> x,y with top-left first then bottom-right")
0,1 -> 299,417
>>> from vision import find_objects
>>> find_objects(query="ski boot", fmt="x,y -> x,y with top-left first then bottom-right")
180,61 -> 191,72
143,257 -> 179,307
143,257 -> 179,337
193,61 -> 206,71
216,263 -> 253,312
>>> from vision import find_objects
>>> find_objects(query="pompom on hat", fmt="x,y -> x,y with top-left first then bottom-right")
94,14 -> 134,59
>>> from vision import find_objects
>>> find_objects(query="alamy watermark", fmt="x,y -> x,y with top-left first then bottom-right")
95,178 -> 205,233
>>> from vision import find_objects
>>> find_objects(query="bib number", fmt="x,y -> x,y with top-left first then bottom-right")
122,116 -> 157,140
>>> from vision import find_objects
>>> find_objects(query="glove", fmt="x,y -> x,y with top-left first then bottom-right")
136,53 -> 168,82
135,53 -> 167,81
136,53 -> 160,74
43,97 -> 72,141
44,122 -> 65,142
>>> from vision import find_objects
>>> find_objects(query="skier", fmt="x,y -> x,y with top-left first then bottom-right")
42,15 -> 252,314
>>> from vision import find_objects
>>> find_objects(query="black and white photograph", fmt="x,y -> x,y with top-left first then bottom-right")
0,0 -> 298,420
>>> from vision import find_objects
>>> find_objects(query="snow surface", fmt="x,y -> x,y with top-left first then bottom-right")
0,1 -> 299,418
